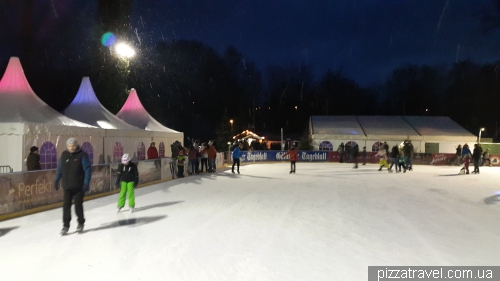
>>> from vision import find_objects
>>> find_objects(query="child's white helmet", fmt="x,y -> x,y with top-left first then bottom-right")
121,153 -> 131,164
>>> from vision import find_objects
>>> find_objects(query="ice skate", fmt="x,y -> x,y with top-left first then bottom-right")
130,207 -> 135,213
289,171 -> 293,174
76,224 -> 84,233
237,170 -> 240,174
60,226 -> 69,235
232,170 -> 235,174
117,207 -> 123,213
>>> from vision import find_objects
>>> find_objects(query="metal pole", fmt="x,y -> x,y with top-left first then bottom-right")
281,128 -> 283,151
479,130 -> 482,144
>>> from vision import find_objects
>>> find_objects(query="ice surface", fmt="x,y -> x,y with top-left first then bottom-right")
1,163 -> 500,281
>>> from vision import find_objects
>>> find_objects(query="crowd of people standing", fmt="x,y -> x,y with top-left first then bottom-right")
337,140 -> 414,172
170,140 -> 218,178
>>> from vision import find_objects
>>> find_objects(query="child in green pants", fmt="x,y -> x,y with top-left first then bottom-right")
116,153 -> 139,213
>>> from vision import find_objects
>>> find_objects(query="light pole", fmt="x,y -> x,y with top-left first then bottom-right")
479,128 -> 485,143
230,119 -> 234,132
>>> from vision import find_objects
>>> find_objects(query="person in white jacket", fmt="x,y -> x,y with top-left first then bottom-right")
374,147 -> 390,171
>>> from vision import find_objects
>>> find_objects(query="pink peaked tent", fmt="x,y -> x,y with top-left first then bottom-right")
64,77 -> 140,130
116,88 -> 180,135
0,57 -> 92,127
0,57 -> 102,172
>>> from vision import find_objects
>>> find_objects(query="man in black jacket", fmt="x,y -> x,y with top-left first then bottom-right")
389,145 -> 399,173
472,143 -> 482,174
26,146 -> 41,171
403,141 -> 414,171
54,138 -> 92,235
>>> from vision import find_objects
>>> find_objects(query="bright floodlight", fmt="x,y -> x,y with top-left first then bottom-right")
115,43 -> 135,58
481,128 -> 485,131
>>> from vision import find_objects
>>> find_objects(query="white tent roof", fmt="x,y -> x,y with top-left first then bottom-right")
356,116 -> 420,136
402,116 -> 473,136
0,57 -> 93,128
310,116 -> 365,136
310,115 -> 475,138
116,88 -> 179,133
63,77 -> 140,130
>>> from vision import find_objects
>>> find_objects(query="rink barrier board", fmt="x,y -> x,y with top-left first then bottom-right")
227,151 -> 500,165
0,156 -> 226,221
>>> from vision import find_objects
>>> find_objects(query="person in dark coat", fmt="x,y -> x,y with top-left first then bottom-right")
170,141 -> 180,177
351,144 -> 359,169
482,148 -> 491,167
345,143 -> 352,163
54,138 -> 92,235
455,144 -> 462,166
26,146 -> 41,171
403,141 -> 414,171
362,147 -> 367,165
472,143 -> 481,174
337,143 -> 345,163
389,145 -> 399,172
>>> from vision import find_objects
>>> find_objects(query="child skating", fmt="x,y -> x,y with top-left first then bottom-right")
283,146 -> 299,173
177,150 -> 186,178
397,153 -> 407,173
116,154 -> 139,213
374,146 -> 389,171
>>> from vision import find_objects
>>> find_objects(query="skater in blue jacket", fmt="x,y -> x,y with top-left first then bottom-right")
232,142 -> 243,174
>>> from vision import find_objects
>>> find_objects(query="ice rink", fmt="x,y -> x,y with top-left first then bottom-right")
1,163 -> 500,281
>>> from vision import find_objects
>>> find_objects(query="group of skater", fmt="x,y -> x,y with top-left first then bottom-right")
374,141 -> 414,173
455,143 -> 490,174
53,138 -> 221,235
336,140 -> 414,172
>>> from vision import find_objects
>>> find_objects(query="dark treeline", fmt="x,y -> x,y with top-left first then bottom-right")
4,38 -> 500,144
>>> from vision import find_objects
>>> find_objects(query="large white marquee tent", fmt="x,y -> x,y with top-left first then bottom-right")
0,57 -> 183,172
309,115 -> 476,153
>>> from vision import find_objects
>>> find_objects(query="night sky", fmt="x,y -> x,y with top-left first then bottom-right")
1,0 -> 499,85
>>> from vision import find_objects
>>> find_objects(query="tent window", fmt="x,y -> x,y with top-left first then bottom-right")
372,142 -> 384,152
81,142 -> 94,165
319,141 -> 333,151
40,142 -> 57,170
137,142 -> 146,160
346,141 -> 358,148
158,142 -> 165,158
113,142 -> 123,163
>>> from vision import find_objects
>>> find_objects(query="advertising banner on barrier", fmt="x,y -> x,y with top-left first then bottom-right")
161,157 -> 174,180
429,154 -> 456,165
1,166 -> 111,215
137,160 -> 161,185
237,150 -> 330,162
88,165 -> 111,195
0,170 -> 60,214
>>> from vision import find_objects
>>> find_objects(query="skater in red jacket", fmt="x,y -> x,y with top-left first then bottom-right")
283,146 -> 299,174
